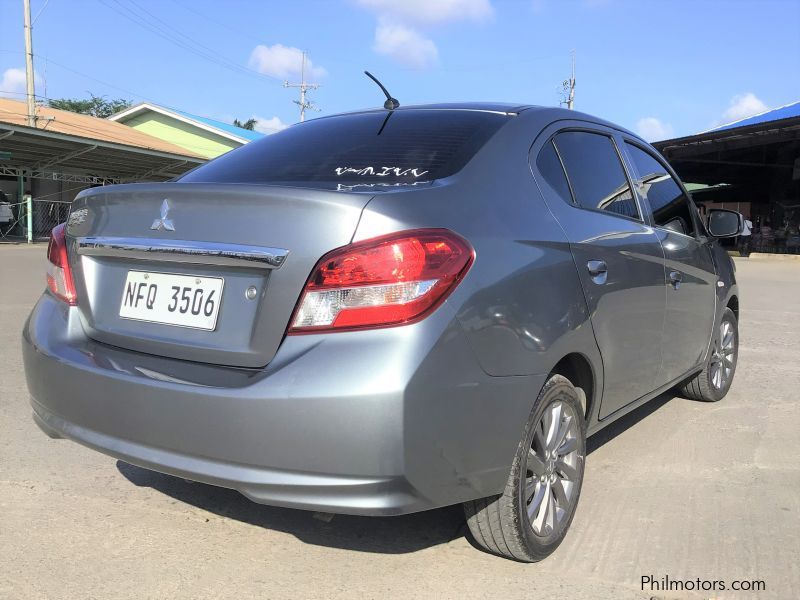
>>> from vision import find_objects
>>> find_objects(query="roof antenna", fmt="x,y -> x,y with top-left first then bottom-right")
364,71 -> 399,110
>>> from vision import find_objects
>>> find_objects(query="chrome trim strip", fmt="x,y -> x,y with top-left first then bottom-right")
76,237 -> 289,269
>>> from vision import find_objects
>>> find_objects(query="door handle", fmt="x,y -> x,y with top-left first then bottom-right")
669,270 -> 683,289
587,260 -> 608,284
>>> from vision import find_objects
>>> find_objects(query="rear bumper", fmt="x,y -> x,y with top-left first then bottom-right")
30,398 -> 424,514
23,293 -> 545,515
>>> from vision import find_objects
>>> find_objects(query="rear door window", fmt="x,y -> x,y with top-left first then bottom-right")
552,131 -> 640,220
624,143 -> 696,236
179,110 -> 511,189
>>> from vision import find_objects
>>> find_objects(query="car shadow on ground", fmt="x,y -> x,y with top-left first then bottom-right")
116,390 -> 679,555
116,460 -> 466,554
586,391 -> 675,454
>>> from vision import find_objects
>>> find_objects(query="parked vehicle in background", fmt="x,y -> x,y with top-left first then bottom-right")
22,104 -> 742,561
0,191 -> 14,226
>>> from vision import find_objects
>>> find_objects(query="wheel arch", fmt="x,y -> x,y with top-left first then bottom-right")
549,352 -> 596,421
727,294 -> 739,321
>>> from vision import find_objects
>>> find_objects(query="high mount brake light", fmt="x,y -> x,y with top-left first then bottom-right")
46,223 -> 78,305
288,229 -> 474,334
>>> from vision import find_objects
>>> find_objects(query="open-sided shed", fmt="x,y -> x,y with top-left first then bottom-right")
654,101 -> 800,252
0,98 -> 206,240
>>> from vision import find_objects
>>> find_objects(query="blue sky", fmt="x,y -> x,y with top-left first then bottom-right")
1,0 -> 799,140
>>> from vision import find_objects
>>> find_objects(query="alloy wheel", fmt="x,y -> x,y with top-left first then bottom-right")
709,320 -> 736,390
524,400 -> 582,537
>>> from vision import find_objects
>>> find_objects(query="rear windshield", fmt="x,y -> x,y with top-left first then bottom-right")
179,110 -> 510,189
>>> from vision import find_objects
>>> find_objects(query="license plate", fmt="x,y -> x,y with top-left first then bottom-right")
119,271 -> 224,330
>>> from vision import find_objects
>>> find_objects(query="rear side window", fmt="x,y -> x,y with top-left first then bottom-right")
179,110 -> 510,189
552,131 -> 639,220
625,143 -> 695,236
535,141 -> 573,204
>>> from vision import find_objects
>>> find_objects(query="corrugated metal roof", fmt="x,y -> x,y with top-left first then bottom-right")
171,108 -> 264,141
706,100 -> 800,133
109,102 -> 265,143
0,98 -> 204,158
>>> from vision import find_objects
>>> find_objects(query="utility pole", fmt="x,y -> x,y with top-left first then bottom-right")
283,51 -> 320,122
561,50 -> 576,110
23,0 -> 36,127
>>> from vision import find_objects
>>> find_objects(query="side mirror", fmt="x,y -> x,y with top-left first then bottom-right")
707,209 -> 743,238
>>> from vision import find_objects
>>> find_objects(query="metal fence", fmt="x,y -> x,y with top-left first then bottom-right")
0,200 -> 28,243
0,198 -> 72,243
32,199 -> 71,240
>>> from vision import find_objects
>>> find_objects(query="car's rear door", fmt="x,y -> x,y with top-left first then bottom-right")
620,140 -> 717,385
531,123 -> 667,418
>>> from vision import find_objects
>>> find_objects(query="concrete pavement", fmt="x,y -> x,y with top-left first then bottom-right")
1,245 -> 798,599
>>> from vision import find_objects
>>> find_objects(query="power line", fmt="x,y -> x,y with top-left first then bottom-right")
11,2 -> 327,128
95,0 -> 281,85
283,51 -> 320,122
32,181 -> 110,202
0,107 -> 224,154
4,23 -> 185,111
32,0 -> 53,25
34,57 -> 222,125
97,0 -> 251,80
125,0 -> 281,83
4,56 -> 262,146
167,0 -> 264,45
3,96 -> 234,154
1,107 -> 176,148
41,57 -> 166,101
153,2 -> 324,120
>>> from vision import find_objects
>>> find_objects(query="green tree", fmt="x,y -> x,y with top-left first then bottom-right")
48,94 -> 132,118
233,118 -> 257,130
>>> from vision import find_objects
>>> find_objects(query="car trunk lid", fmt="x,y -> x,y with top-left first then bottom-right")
65,182 -> 372,368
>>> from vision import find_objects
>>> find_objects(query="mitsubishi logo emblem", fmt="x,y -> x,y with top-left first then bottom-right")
150,199 -> 175,231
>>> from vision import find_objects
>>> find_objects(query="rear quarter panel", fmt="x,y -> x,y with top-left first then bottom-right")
351,109 -> 605,498
354,109 -> 603,381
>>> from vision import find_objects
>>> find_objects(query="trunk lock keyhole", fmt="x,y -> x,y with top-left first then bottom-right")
246,286 -> 258,300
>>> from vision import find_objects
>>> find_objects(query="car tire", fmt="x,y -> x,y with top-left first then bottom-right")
464,374 -> 586,562
679,307 -> 738,402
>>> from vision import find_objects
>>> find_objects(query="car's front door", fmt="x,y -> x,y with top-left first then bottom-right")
621,141 -> 718,385
531,125 -> 667,419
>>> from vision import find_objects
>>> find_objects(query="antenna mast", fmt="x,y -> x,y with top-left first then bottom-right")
560,50 -> 576,110
283,51 -> 320,122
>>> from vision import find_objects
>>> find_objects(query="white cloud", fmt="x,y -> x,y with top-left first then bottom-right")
374,21 -> 439,68
248,44 -> 326,80
356,0 -> 490,68
721,92 -> 768,123
0,68 -> 26,96
356,0 -> 493,25
0,67 -> 42,97
635,117 -> 674,142
253,115 -> 289,134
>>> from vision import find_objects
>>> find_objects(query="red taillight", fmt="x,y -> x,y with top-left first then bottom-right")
46,223 -> 78,305
288,229 -> 474,334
